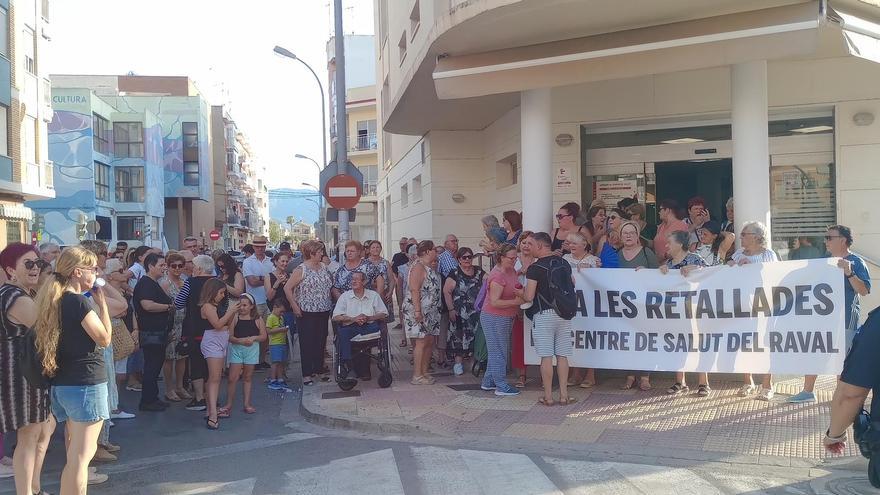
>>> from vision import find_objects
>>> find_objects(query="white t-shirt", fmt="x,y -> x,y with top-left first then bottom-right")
242,254 -> 274,305
731,248 -> 778,264
128,262 -> 145,290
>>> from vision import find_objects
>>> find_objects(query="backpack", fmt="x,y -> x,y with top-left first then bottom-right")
532,257 -> 578,320
19,328 -> 50,389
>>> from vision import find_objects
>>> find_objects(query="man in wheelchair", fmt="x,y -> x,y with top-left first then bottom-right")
331,271 -> 388,380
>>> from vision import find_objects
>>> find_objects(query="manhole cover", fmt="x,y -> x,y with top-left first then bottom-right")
824,476 -> 876,495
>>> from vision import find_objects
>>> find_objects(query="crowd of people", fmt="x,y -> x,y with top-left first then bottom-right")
0,194 -> 873,493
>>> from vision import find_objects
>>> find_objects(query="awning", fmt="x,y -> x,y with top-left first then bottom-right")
827,5 -> 880,64
434,2 -> 828,99
0,203 -> 33,221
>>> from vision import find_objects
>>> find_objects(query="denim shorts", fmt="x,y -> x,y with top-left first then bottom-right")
228,343 -> 260,365
269,344 -> 289,363
51,383 -> 110,423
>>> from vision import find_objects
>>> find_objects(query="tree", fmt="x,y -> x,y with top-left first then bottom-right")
268,220 -> 283,245
285,216 -> 295,236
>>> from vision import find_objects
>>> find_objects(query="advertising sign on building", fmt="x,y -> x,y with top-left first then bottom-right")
593,179 -> 639,205
555,166 -> 574,192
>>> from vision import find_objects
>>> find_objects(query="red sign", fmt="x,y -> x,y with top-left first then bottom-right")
209,230 -> 221,241
323,174 -> 362,209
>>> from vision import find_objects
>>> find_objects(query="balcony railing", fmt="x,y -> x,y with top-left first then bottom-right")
350,133 -> 378,152
227,214 -> 241,225
362,181 -> 377,197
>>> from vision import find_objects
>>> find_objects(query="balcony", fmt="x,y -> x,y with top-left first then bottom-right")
350,133 -> 378,153
227,214 -> 242,226
362,180 -> 377,197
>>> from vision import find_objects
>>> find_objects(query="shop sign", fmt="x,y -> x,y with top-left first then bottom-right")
593,179 -> 639,205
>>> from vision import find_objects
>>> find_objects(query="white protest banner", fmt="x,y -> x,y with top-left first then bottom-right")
524,259 -> 845,374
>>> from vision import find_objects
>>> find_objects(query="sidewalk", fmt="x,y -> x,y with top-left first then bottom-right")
300,324 -> 863,467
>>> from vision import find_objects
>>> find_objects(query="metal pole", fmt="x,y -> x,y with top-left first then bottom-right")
333,0 -> 349,253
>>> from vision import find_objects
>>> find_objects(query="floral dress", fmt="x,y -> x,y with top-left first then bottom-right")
403,262 -> 441,338
447,266 -> 485,355
162,276 -> 186,360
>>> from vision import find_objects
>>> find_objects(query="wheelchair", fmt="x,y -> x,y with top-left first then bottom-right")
333,321 -> 394,391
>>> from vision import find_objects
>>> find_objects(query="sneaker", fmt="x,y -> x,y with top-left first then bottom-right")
738,384 -> 757,396
453,363 -> 464,376
107,420 -> 115,427
125,383 -> 142,392
757,387 -> 775,401
494,384 -> 521,396
91,447 -> 117,463
1,455 -> 13,466
267,380 -> 281,390
787,391 -> 816,403
480,383 -> 496,391
110,410 -> 136,420
99,443 -> 121,453
0,463 -> 13,479
276,382 -> 293,393
185,399 -> 207,411
176,389 -> 193,400
88,471 -> 109,485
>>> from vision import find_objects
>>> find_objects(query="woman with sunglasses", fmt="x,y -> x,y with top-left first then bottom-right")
442,247 -> 485,376
160,252 -> 190,402
216,253 -> 245,298
549,202 -> 585,256
0,243 -> 55,495
480,244 -> 526,396
692,220 -> 734,267
582,205 -> 621,268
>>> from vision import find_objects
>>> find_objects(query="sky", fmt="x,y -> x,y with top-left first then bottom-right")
48,0 -> 374,191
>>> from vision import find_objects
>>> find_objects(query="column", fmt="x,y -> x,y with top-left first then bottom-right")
731,60 -> 771,244
520,88 -> 553,233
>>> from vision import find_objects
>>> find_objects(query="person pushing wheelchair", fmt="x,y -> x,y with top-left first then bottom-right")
331,271 -> 388,379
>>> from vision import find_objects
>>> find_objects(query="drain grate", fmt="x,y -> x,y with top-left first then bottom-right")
321,390 -> 362,399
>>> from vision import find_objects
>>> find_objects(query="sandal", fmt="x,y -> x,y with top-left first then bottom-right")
217,407 -> 231,418
620,377 -> 636,390
666,383 -> 689,395
243,406 -> 257,414
538,397 -> 555,406
515,375 -> 527,388
639,377 -> 652,391
205,418 -> 219,430
579,381 -> 595,389
697,384 -> 710,397
559,397 -> 578,405
303,378 -> 314,386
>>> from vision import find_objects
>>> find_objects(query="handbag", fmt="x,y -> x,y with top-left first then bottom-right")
175,336 -> 192,357
111,318 -> 136,362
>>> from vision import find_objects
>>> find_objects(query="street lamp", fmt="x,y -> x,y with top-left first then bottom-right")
300,181 -> 323,240
274,46 -> 328,173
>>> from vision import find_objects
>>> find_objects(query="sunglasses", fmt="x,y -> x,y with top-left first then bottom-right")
824,235 -> 844,241
24,259 -> 48,270
170,263 -> 184,269
555,213 -> 572,220
459,255 -> 473,261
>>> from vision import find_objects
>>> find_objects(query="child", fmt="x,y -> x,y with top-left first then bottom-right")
222,294 -> 267,415
266,304 -> 292,392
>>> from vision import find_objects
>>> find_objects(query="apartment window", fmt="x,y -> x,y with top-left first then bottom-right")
92,114 -> 110,154
182,122 -> 199,186
0,8 -> 9,58
115,166 -> 144,202
410,1 -> 420,39
23,117 -> 36,164
355,120 -> 377,150
398,32 -> 407,65
0,105 -> 8,157
94,162 -> 110,201
412,175 -> 423,203
400,183 -> 408,208
22,28 -> 35,74
496,153 -> 518,189
117,216 -> 144,240
113,122 -> 144,158
358,165 -> 378,196
6,221 -> 21,244
378,0 -> 389,48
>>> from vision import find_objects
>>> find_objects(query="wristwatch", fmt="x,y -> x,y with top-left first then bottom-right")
846,272 -> 855,279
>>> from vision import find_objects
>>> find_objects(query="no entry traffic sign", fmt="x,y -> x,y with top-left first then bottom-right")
209,230 -> 221,241
323,174 -> 362,209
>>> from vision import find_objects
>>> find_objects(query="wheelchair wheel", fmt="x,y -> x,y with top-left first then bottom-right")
378,371 -> 392,388
338,377 -> 357,391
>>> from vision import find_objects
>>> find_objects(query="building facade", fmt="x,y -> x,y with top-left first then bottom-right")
207,105 -> 268,251
0,0 -> 54,249
326,34 -> 379,244
28,75 -> 214,248
375,0 -> 880,313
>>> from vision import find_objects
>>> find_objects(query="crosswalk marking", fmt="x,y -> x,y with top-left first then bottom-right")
283,448 -> 404,495
457,449 -> 563,495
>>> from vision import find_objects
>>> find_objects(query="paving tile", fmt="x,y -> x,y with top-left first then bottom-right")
450,392 -> 540,411
596,428 -> 651,447
356,400 -> 403,418
455,409 -> 526,435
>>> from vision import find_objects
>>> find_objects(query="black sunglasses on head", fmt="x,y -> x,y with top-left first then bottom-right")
24,259 -> 48,270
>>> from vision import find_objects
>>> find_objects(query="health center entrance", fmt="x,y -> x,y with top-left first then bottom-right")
581,115 -> 837,259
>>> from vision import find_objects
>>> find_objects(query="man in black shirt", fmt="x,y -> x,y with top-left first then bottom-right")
133,253 -> 173,411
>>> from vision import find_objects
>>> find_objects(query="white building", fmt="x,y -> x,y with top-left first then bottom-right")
375,0 -> 880,312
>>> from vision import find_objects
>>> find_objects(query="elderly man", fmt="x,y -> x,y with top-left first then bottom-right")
243,235 -> 274,370
332,271 -> 387,378
179,249 -> 195,278
437,234 -> 459,278
173,254 -> 216,411
39,242 -> 60,265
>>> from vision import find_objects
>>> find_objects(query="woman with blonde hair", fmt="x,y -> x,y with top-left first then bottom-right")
34,246 -> 113,494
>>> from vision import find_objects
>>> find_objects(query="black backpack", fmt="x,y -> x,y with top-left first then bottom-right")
19,328 -> 50,389
533,257 -> 578,320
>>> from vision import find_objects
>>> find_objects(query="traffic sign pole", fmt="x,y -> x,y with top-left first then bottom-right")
333,0 -> 349,255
